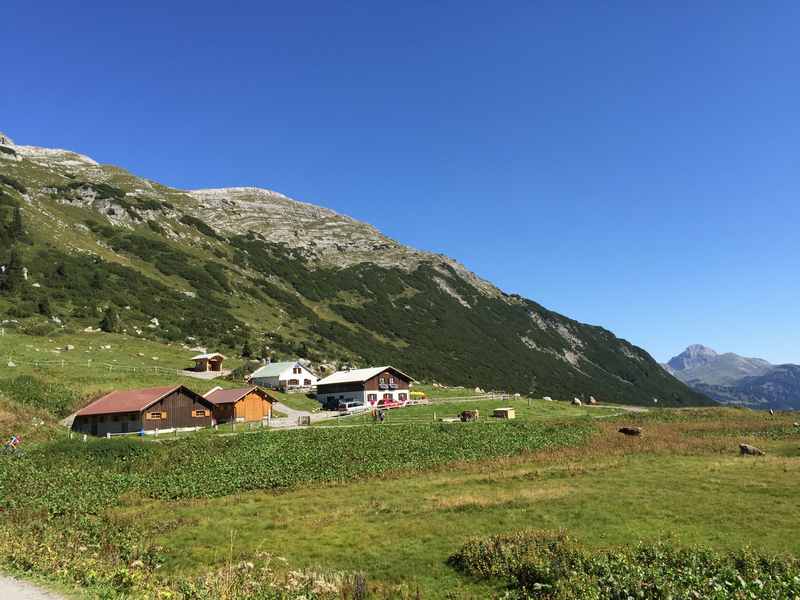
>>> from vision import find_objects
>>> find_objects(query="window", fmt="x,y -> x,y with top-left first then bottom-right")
389,377 -> 395,384
379,377 -> 385,384
193,409 -> 210,418
288,379 -> 299,386
399,393 -> 408,401
367,393 -> 377,402
303,379 -> 311,386
293,367 -> 301,374
145,411 -> 165,420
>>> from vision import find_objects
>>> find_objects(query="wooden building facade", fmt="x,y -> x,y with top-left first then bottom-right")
190,352 -> 226,372
72,386 -> 216,436
204,386 -> 275,423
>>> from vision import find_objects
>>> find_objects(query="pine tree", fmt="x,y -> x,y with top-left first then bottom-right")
0,246 -> 24,293
99,306 -> 120,333
241,338 -> 253,358
10,207 -> 23,240
37,296 -> 52,317
90,269 -> 105,291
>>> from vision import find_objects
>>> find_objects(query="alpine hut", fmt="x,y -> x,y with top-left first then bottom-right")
204,386 -> 276,423
71,385 -> 215,436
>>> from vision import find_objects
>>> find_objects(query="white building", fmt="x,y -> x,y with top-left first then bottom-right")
248,360 -> 318,391
315,366 -> 414,410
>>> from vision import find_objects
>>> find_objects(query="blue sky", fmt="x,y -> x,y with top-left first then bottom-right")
3,1 -> 799,363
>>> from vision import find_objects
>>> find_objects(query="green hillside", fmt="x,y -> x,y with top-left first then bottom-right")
0,135 -> 711,406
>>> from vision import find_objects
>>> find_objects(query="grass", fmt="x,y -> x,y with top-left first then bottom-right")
414,384 -> 486,399
104,410 -> 800,598
314,397 -> 619,427
1,346 -> 798,600
0,331 -> 246,420
265,389 -> 322,412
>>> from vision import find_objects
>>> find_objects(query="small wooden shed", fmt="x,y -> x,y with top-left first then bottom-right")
493,407 -> 516,419
204,386 -> 275,423
191,352 -> 226,372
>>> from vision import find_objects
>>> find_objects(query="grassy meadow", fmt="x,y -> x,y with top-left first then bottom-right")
315,396 -> 620,427
0,332 -> 799,598
103,409 -> 800,598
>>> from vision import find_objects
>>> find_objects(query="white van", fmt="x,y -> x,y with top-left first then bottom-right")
338,400 -> 367,414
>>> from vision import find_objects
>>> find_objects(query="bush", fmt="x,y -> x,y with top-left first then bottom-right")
0,174 -> 26,193
179,214 -> 223,240
448,530 -> 800,599
0,375 -> 79,418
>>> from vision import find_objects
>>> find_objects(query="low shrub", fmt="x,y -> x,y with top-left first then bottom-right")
0,375 -> 79,418
449,530 -> 800,599
0,174 -> 26,193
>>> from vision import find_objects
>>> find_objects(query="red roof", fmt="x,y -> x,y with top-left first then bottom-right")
76,386 -> 180,416
204,387 -> 273,405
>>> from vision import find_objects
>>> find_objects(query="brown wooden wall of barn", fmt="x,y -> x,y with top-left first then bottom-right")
141,390 -> 214,431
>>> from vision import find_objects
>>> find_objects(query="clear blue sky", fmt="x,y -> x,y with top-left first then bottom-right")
3,1 -> 799,364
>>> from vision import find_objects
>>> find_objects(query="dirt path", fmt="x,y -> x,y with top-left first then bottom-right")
0,575 -> 65,599
269,402 -> 338,428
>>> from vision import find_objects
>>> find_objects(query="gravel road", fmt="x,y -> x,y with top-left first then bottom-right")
0,575 -> 65,599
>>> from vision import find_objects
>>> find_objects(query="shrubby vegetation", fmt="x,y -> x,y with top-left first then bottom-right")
86,222 -> 230,297
0,375 -> 79,417
449,530 -> 800,599
0,521 -> 360,599
7,245 -> 244,346
0,174 -> 27,193
180,213 -> 224,240
224,234 -> 708,404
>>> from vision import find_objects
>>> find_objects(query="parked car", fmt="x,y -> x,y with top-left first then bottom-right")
338,400 -> 367,414
377,397 -> 403,409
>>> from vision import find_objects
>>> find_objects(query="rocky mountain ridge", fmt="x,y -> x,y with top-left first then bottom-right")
665,345 -> 798,410
0,130 -> 710,405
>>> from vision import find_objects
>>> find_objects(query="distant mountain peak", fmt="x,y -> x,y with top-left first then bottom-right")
685,344 -> 718,355
667,344 -> 719,372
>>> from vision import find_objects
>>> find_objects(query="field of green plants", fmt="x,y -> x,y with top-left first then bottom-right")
0,419 -> 595,598
0,420 -> 595,515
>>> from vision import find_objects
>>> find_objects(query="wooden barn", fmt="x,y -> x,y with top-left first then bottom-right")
204,386 -> 275,423
72,385 -> 215,436
190,352 -> 226,372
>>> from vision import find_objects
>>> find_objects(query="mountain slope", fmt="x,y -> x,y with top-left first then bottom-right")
0,131 -> 710,406
665,345 -> 798,409
665,345 -> 772,386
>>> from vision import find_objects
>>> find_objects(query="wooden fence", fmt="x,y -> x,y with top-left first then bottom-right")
4,357 -> 185,376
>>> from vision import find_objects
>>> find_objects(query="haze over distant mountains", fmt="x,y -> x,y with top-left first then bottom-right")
664,345 -> 800,410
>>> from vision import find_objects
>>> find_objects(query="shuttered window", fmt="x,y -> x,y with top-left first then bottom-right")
193,409 -> 210,418
145,411 -> 166,420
